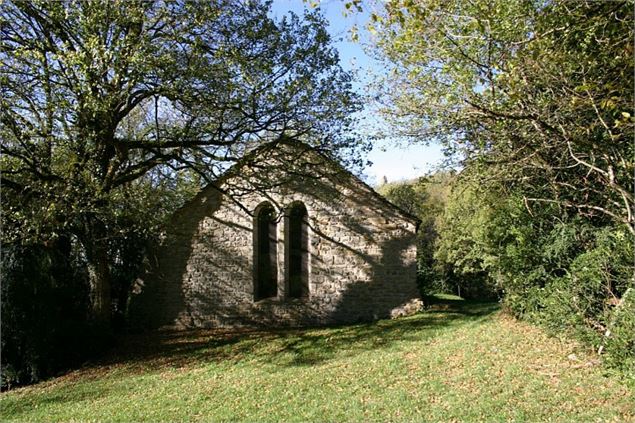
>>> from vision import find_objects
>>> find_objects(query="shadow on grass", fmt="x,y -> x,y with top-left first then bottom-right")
424,295 -> 500,317
99,298 -> 500,371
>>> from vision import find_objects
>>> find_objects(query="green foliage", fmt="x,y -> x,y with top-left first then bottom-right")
1,169 -> 200,387
434,178 -> 515,298
376,181 -> 425,216
522,227 -> 635,377
374,0 -> 634,232
604,288 -> 635,378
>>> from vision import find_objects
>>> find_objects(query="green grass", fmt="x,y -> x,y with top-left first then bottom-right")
2,296 -> 633,422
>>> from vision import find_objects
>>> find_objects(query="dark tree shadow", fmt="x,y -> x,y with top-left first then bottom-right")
127,185 -> 224,330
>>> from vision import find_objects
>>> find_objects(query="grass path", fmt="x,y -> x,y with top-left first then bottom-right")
2,297 -> 633,422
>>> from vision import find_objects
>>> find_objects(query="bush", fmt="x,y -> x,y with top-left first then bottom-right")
433,174 -> 634,377
502,222 -> 634,378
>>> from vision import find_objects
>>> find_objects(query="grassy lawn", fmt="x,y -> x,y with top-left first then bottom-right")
2,296 -> 633,422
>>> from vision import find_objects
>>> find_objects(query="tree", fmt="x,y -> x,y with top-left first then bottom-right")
371,0 -> 634,233
1,0 -> 361,323
376,180 -> 424,216
369,0 -> 634,370
377,173 -> 457,296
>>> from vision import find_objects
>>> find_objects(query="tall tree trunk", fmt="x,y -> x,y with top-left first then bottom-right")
84,219 -> 112,325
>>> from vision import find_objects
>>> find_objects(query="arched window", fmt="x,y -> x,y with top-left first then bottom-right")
254,202 -> 278,300
286,202 -> 309,298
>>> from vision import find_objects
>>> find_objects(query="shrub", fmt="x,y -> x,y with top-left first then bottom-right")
503,223 -> 634,377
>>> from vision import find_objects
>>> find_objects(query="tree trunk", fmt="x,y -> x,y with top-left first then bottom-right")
84,219 -> 112,325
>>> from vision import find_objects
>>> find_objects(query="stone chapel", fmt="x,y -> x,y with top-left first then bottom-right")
130,139 -> 422,328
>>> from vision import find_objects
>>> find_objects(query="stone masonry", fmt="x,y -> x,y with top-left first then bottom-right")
130,140 -> 423,328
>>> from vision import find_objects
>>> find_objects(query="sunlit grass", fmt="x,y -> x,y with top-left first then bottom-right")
2,296 -> 633,422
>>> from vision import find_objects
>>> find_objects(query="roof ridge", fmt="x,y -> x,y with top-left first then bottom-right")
198,138 -> 421,226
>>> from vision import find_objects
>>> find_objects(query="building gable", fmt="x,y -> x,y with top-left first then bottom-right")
130,140 -> 422,329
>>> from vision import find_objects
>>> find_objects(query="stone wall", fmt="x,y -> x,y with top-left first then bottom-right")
130,142 -> 422,329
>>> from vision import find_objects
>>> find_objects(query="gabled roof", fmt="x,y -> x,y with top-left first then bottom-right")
210,137 -> 421,227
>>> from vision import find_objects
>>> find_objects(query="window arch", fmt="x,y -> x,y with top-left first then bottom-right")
253,202 -> 278,301
285,202 -> 309,298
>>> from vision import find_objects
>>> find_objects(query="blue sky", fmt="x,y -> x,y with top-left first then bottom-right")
270,0 -> 445,185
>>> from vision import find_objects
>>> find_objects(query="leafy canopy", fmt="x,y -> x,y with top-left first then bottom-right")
0,0 -> 363,325
372,0 -> 634,233
1,0 -> 362,243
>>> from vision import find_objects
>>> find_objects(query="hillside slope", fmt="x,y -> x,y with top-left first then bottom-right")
2,297 -> 633,422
